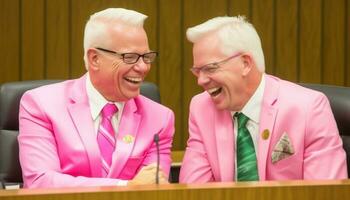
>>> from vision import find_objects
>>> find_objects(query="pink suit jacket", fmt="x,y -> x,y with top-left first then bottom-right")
180,74 -> 347,183
18,74 -> 174,188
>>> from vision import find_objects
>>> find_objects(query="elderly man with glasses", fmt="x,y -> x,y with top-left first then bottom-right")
179,16 -> 347,183
18,8 -> 174,188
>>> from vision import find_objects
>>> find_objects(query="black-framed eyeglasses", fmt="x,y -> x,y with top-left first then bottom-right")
95,47 -> 158,64
190,53 -> 242,77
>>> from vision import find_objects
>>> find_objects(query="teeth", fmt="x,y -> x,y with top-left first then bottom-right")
207,87 -> 220,95
125,77 -> 142,82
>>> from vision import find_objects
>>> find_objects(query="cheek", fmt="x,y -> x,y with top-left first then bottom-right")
213,73 -> 235,87
113,66 -> 131,90
220,74 -> 241,95
111,64 -> 126,81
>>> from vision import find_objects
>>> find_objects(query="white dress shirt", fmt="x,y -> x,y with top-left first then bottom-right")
231,73 -> 266,180
86,74 -> 125,137
85,74 -> 128,185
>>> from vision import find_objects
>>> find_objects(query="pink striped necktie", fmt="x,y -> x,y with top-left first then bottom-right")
97,103 -> 118,177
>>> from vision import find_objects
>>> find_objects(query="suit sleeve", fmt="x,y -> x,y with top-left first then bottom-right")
18,92 -> 125,188
142,109 -> 175,176
179,98 -> 214,183
303,93 -> 348,179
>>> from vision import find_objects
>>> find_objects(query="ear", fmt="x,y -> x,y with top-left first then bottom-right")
241,54 -> 254,76
87,48 -> 100,71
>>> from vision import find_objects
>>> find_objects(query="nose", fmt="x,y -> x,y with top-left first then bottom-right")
197,72 -> 210,86
133,58 -> 150,72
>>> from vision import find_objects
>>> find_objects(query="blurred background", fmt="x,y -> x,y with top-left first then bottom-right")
0,0 -> 349,150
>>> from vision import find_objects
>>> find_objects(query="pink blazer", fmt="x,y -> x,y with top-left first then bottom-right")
180,75 -> 347,183
18,74 -> 174,188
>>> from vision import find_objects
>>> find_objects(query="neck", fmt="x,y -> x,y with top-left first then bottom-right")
237,70 -> 262,111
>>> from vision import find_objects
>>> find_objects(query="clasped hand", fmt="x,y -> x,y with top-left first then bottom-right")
128,163 -> 168,185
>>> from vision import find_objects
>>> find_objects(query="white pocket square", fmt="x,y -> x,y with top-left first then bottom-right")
271,132 -> 294,164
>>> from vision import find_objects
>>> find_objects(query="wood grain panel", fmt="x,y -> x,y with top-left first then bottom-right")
0,0 -> 20,83
299,0 -> 321,83
171,150 -> 184,163
46,0 -> 70,79
323,0 -> 345,85
183,0 -> 228,146
158,1 -> 183,150
251,0 -> 274,74
275,0 -> 298,82
229,0 -> 251,19
21,0 -> 45,80
346,0 -> 350,86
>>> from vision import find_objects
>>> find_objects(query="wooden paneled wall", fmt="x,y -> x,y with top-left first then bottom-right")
1,0 -> 349,150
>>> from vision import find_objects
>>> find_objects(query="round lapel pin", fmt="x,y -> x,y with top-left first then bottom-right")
123,134 -> 134,144
262,129 -> 270,140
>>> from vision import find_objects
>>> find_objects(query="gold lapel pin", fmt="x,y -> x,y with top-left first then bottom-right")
123,134 -> 134,144
262,129 -> 270,140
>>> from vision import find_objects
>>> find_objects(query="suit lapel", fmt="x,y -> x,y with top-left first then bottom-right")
109,98 -> 140,178
214,109 -> 234,181
67,74 -> 102,177
257,75 -> 279,180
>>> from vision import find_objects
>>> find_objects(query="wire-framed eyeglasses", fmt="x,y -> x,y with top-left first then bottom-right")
190,53 -> 242,77
95,47 -> 158,64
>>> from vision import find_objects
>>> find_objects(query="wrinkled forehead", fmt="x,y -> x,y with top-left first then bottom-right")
107,23 -> 150,52
192,35 -> 224,67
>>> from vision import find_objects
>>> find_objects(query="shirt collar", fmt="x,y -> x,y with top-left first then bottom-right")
232,73 -> 265,123
86,73 -> 124,120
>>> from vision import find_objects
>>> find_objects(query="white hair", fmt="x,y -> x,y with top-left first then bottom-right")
83,8 -> 148,69
186,16 -> 265,72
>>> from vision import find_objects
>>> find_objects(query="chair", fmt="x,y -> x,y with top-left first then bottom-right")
0,79 -> 161,186
300,83 -> 350,177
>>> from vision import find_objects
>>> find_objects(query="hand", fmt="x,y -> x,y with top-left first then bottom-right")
128,163 -> 168,185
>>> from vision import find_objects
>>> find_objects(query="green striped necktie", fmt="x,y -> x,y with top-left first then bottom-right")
235,112 -> 259,181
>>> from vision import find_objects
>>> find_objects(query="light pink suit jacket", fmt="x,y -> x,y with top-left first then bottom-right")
18,74 -> 174,188
180,75 -> 347,183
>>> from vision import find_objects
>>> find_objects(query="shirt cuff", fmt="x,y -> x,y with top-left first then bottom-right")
116,180 -> 128,186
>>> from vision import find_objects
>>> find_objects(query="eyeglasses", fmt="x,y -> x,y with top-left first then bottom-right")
95,47 -> 158,64
190,53 -> 242,77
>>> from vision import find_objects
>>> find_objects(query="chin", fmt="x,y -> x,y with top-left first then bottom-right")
213,102 -> 228,111
125,91 -> 140,100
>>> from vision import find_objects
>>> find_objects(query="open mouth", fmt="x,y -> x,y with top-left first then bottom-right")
124,77 -> 142,84
207,87 -> 222,97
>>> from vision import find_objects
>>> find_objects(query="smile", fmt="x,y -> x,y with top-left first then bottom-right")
207,87 -> 222,97
124,77 -> 142,84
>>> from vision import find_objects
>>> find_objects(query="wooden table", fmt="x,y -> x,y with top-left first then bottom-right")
1,179 -> 350,200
